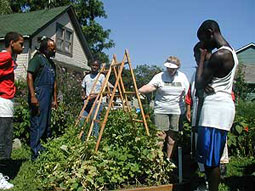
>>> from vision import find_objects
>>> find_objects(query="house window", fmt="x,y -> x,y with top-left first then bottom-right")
56,23 -> 73,56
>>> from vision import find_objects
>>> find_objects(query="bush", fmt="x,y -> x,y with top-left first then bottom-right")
35,110 -> 176,191
13,80 -> 30,143
227,101 -> 255,157
13,97 -> 30,143
13,68 -> 84,143
236,100 -> 255,125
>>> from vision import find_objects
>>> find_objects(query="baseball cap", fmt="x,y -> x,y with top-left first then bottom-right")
164,61 -> 179,69
164,56 -> 180,69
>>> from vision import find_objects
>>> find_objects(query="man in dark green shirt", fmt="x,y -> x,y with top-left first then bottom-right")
27,37 -> 57,160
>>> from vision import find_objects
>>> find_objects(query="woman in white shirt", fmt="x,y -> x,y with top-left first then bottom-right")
139,56 -> 189,160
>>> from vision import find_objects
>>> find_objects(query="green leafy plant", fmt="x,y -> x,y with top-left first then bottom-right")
227,100 -> 255,157
228,115 -> 255,157
234,64 -> 248,101
35,110 -> 176,191
13,98 -> 30,143
13,67 -> 84,142
13,80 -> 30,143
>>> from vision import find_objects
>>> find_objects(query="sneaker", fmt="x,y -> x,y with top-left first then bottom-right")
194,180 -> 208,191
194,183 -> 208,191
166,158 -> 177,168
220,164 -> 227,177
0,173 -> 14,190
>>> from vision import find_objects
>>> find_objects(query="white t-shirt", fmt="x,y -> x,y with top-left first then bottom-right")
149,70 -> 189,114
0,97 -> 14,117
82,73 -> 105,96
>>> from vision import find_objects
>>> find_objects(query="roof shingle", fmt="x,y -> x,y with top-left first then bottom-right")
0,6 -> 70,38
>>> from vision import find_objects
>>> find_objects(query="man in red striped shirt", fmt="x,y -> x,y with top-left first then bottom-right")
0,32 -> 24,190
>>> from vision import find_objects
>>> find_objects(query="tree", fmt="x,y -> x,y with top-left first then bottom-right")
234,64 -> 248,101
107,64 -> 162,95
9,0 -> 114,63
134,64 -> 162,89
0,0 -> 12,15
134,64 -> 162,102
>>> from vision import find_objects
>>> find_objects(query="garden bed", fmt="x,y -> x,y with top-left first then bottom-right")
114,184 -> 173,191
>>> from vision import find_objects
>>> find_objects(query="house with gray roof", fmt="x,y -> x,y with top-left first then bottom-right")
236,43 -> 255,100
0,5 -> 92,79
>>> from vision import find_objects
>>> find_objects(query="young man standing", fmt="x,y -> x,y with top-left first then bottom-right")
81,60 -> 105,137
27,37 -> 57,161
195,20 -> 238,191
0,32 -> 24,190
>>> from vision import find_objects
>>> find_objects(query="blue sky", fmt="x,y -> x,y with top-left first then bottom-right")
98,0 -> 254,80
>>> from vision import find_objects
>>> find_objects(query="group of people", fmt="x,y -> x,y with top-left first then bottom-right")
0,19 -> 238,191
0,33 -> 57,189
140,20 -> 238,191
79,19 -> 238,191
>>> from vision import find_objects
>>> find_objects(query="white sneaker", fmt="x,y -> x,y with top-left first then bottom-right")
0,173 -> 14,190
166,158 -> 177,168
194,181 -> 208,191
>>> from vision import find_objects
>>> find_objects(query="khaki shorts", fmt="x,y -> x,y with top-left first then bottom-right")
154,114 -> 183,132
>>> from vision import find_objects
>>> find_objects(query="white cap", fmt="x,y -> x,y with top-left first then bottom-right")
164,61 -> 179,69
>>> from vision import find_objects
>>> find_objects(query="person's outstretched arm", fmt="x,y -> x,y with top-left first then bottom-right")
139,84 -> 156,94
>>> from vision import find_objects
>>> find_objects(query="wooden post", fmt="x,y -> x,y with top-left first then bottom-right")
95,54 -> 126,151
76,50 -> 150,151
75,64 -> 106,127
85,64 -> 112,140
125,50 -> 150,136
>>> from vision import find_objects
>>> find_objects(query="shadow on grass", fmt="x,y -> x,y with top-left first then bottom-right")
222,175 -> 255,191
174,154 -> 205,190
0,159 -> 27,180
243,163 -> 255,175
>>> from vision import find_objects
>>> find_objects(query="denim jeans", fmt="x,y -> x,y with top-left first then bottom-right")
82,102 -> 103,137
0,117 -> 13,160
29,54 -> 55,160
29,86 -> 53,160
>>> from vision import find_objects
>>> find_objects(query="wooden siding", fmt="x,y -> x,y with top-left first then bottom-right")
241,64 -> 255,84
237,45 -> 255,84
27,12 -> 89,76
237,46 -> 255,65
0,42 -> 4,50
29,12 -> 89,71
57,12 -> 89,70
0,7 -> 91,81
15,53 -> 29,79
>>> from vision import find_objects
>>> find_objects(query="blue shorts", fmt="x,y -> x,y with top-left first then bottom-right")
196,126 -> 227,167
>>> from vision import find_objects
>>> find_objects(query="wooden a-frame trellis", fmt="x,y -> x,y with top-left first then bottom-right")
76,50 -> 150,151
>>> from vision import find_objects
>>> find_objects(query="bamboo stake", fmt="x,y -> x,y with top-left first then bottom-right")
78,63 -> 111,139
75,64 -> 106,127
113,55 -> 126,111
85,64 -> 113,140
95,54 -> 126,151
125,49 -> 150,136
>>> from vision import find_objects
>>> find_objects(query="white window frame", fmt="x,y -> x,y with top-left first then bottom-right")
56,23 -> 73,56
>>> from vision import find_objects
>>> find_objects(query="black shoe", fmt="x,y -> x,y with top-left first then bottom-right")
220,164 -> 227,177
194,179 -> 208,191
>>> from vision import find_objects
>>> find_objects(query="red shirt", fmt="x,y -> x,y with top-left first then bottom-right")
0,52 -> 16,99
185,85 -> 235,106
185,86 -> 192,106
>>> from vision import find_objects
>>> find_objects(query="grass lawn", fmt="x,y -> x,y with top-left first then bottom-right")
2,146 -> 255,191
0,146 -> 41,191
219,156 -> 255,191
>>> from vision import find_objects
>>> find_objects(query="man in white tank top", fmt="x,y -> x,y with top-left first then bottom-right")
195,20 -> 238,191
